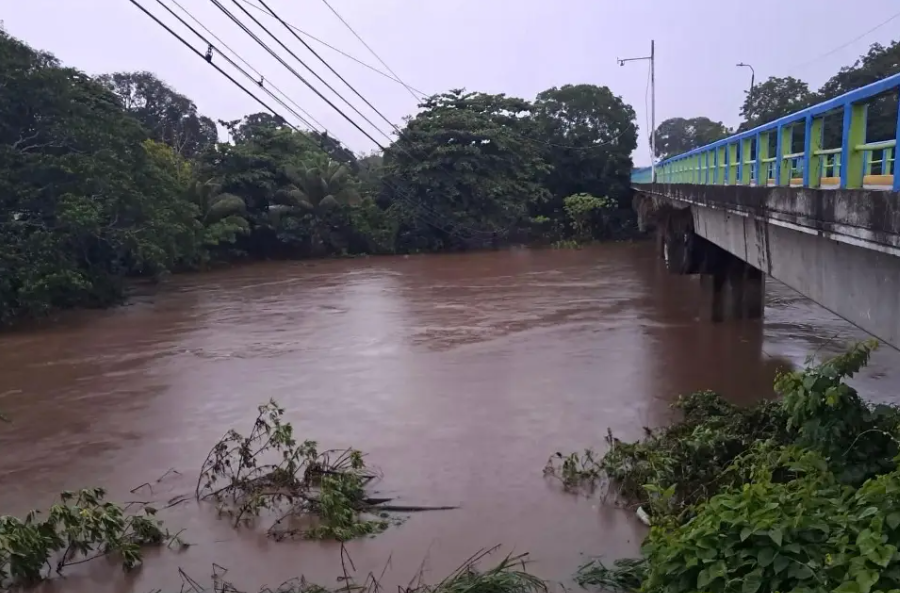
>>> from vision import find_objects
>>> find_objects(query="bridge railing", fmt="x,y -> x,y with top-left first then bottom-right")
632,71 -> 900,192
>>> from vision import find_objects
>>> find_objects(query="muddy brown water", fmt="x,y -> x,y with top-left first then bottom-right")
1,243 -> 899,592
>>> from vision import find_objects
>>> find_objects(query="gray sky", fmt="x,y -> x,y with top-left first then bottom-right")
5,0 -> 900,165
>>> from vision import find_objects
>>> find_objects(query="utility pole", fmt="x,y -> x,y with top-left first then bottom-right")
619,40 -> 656,183
737,63 -> 755,123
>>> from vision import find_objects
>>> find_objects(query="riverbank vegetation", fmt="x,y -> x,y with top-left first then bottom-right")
1,31 -> 639,327
170,549 -> 546,593
548,340 -> 900,593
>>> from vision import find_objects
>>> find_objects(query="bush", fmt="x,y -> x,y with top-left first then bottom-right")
563,340 -> 900,593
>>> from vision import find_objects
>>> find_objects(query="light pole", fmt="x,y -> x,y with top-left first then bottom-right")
619,40 -> 655,183
737,63 -> 755,123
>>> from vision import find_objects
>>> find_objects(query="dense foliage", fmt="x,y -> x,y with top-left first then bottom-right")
0,32 -> 639,326
551,340 -> 900,593
653,117 -> 731,160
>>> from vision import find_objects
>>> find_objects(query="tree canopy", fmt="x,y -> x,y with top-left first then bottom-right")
653,117 -> 730,160
0,31 -> 641,326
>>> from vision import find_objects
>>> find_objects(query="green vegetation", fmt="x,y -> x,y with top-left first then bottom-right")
167,549 -> 546,593
0,488 -> 179,589
550,340 -> 900,593
1,31 -> 639,327
196,400 -> 395,541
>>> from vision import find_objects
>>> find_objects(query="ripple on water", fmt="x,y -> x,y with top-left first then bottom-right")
1,244 -> 899,592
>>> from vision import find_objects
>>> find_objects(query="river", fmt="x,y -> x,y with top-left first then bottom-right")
1,243 -> 898,592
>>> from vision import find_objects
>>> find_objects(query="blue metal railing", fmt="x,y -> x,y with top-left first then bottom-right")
632,71 -> 900,192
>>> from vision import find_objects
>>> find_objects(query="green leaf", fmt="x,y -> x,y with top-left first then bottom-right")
740,526 -> 753,541
697,567 -> 711,589
887,512 -> 900,530
835,582 -> 862,593
742,568 -> 763,593
867,543 -> 896,568
856,569 -> 880,593
773,555 -> 790,574
788,562 -> 814,580
757,547 -> 775,568
858,506 -> 879,519
768,527 -> 783,547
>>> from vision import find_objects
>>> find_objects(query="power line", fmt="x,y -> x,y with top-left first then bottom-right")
128,0 -> 485,242
165,0 -> 326,132
318,0 -> 421,104
786,10 -> 900,72
209,0 -> 392,147
211,1 -> 498,237
234,0 -> 428,98
129,0 -> 303,131
152,0 -> 318,131
254,0 -> 401,134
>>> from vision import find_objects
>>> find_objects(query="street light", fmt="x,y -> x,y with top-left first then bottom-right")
619,41 -> 656,182
737,62 -> 755,122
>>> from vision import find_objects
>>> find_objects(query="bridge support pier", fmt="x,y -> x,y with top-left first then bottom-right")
655,206 -> 765,322
700,258 -> 765,322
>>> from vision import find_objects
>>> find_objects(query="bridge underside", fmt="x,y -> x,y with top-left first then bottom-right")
634,183 -> 900,348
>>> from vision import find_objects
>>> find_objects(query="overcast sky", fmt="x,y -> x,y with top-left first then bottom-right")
4,0 -> 899,165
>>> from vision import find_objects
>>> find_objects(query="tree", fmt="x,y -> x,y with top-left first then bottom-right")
654,117 -> 731,160
98,71 -> 218,157
309,131 -> 358,170
533,84 -> 637,208
739,76 -> 816,130
0,32 -> 200,323
382,89 -> 549,250
563,193 -> 613,240
819,41 -> 900,143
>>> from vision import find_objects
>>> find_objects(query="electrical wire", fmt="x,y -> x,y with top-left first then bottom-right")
254,0 -> 402,134
208,0 -> 392,146
130,0 -> 306,132
165,0 -> 326,132
318,0 -> 422,104
132,0 -> 605,241
205,2 -> 488,239
233,0 -> 428,97
205,2 -> 504,236
131,0 -> 477,243
786,10 -> 900,72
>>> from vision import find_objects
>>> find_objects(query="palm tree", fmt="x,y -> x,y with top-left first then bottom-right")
274,157 -> 361,212
187,178 -> 249,248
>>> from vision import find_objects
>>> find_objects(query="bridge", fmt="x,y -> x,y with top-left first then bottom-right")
632,71 -> 900,347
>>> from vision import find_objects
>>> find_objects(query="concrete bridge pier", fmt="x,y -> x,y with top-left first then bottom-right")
699,254 -> 765,322
655,206 -> 765,322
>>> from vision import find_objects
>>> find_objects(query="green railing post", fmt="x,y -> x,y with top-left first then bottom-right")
843,103 -> 867,189
740,138 -> 752,184
758,133 -> 769,186
807,117 -> 823,188
779,126 -> 792,186
717,146 -> 726,183
728,143 -> 738,184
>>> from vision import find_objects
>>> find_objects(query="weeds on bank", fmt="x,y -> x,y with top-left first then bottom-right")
553,340 -> 900,593
163,548 -> 546,593
0,488 -> 182,589
196,400 -> 395,540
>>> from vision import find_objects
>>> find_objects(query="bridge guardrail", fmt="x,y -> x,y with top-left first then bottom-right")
632,72 -> 900,192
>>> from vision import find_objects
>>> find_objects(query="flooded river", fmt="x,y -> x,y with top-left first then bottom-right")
1,243 -> 898,592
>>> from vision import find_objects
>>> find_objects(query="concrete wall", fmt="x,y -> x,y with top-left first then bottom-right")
634,184 -> 900,348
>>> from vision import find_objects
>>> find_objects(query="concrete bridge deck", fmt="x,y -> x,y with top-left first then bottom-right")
632,72 -> 900,347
